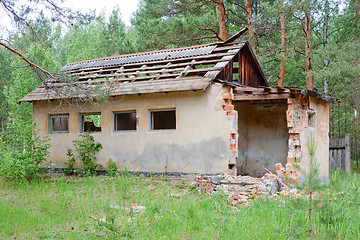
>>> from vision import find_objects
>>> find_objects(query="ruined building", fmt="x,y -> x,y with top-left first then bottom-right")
20,35 -> 335,181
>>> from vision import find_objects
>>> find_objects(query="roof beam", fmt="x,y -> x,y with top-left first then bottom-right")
233,93 -> 290,101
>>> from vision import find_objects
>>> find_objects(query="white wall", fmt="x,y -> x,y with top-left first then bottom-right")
33,84 -> 232,174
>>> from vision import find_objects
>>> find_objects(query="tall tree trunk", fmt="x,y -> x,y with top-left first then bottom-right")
358,2 -> 360,87
355,2 -> 360,126
304,1 -> 313,91
245,0 -> 257,50
323,1 -> 329,94
278,0 -> 286,87
216,0 -> 228,41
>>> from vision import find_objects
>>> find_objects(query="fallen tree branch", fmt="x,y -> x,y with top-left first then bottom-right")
0,42 -> 54,78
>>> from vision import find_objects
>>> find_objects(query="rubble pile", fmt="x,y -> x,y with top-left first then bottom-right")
197,164 -> 301,206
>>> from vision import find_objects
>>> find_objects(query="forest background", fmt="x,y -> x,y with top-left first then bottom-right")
0,0 -> 359,169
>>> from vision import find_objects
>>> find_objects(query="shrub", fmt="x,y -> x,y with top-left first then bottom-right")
65,148 -> 76,174
106,158 -> 117,177
0,123 -> 50,182
69,132 -> 103,175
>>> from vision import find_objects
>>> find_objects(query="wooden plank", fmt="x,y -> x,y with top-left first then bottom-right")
228,59 -> 233,82
78,66 -> 187,80
241,53 -> 245,85
47,75 -> 210,87
212,43 -> 246,52
237,53 -> 241,83
71,58 -> 222,76
234,86 -> 290,94
20,78 -> 211,102
245,56 -> 249,86
77,66 -> 222,82
204,49 -> 239,79
233,93 -> 290,101
249,65 -> 254,86
67,52 -> 235,74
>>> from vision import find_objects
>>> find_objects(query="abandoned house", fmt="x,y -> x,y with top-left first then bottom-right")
19,34 -> 335,181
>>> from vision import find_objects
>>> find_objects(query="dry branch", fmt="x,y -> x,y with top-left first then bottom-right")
0,42 -> 54,78
198,27 -> 222,41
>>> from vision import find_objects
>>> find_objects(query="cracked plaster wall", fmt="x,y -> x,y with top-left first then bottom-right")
286,96 -> 329,181
32,84 -> 233,174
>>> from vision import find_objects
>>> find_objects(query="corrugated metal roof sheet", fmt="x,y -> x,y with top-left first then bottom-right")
61,45 -> 216,72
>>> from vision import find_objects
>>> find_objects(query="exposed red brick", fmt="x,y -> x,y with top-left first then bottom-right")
227,111 -> 237,116
230,133 -> 236,139
275,163 -> 283,171
231,196 -> 241,201
223,105 -> 234,111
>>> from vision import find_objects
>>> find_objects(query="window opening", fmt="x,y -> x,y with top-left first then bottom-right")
150,109 -> 176,130
50,115 -> 69,133
81,113 -> 102,132
308,110 -> 315,127
114,111 -> 137,131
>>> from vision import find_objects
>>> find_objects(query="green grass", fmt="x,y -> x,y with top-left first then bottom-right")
0,171 -> 360,239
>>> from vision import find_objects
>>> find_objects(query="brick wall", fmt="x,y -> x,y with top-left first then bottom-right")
285,96 -> 311,183
222,87 -> 238,175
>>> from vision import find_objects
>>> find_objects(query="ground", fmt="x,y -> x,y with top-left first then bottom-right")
0,171 -> 359,239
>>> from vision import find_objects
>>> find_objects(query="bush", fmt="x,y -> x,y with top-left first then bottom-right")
69,132 -> 103,175
106,158 -> 117,177
65,148 -> 76,174
0,123 -> 50,182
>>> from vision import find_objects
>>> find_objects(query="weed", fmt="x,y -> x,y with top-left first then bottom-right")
68,132 -> 103,175
94,214 -> 119,234
306,132 -> 320,239
65,148 -> 76,175
106,158 -> 117,177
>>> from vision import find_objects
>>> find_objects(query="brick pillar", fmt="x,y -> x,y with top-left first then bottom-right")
223,87 -> 238,175
285,96 -> 309,183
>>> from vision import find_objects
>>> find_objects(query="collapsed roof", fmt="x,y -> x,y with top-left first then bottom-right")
19,39 -> 268,103
18,29 -> 336,104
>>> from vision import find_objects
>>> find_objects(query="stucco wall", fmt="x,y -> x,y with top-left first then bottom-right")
234,100 -> 289,176
33,84 -> 232,174
286,96 -> 330,183
299,97 -> 330,181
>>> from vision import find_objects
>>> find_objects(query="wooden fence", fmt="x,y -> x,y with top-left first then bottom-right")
329,134 -> 351,173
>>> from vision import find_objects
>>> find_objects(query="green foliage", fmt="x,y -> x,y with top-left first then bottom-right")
0,123 -> 50,182
131,0 -> 219,51
1,172 -> 360,238
70,133 -> 103,175
106,158 -> 118,177
65,148 -> 76,175
95,214 -> 119,234
306,132 -> 321,189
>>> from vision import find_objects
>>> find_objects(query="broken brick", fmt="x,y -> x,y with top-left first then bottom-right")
223,105 -> 234,111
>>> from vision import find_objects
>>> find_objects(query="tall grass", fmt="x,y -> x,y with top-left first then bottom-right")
0,171 -> 359,239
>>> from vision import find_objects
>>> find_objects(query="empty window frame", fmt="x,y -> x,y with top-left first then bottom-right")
150,109 -> 176,130
80,113 -> 102,133
49,114 -> 69,133
114,111 -> 137,131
